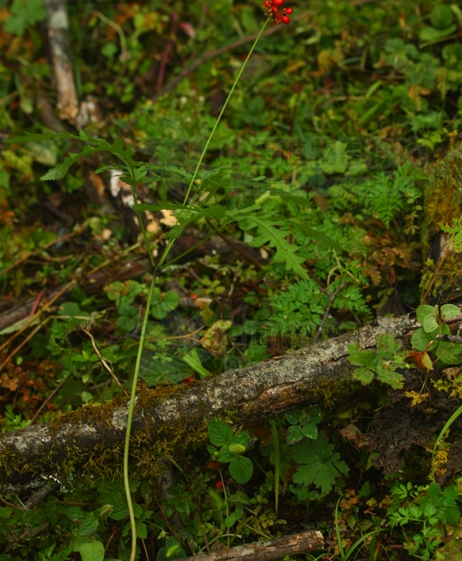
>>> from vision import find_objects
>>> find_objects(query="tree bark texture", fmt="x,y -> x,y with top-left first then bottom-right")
0,315 -> 414,489
186,530 -> 325,561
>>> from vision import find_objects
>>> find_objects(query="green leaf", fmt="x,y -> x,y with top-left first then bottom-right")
376,334 -> 401,358
292,434 -> 349,495
208,420 -> 233,447
287,425 -> 304,445
77,516 -> 99,537
233,210 -> 308,279
302,422 -> 318,440
5,0 -> 46,35
295,222 -> 344,253
230,431 -> 250,449
117,303 -> 138,332
411,327 -> 436,352
80,541 -> 105,561
440,304 -> 460,320
225,505 -> 244,528
162,291 -> 180,312
429,4 -> 454,29
423,314 -> 439,333
436,341 -> 462,365
347,343 -> 375,367
416,305 -> 435,326
41,157 -> 79,181
320,141 -> 349,174
286,410 -> 302,425
420,25 -> 456,41
229,455 -> 253,484
217,448 -> 234,463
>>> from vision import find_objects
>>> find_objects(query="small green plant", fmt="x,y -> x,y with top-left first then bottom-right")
411,304 -> 462,366
388,481 -> 461,559
207,419 -> 254,484
347,334 -> 409,389
289,433 -> 349,500
332,496 -> 386,561
440,218 -> 462,253
286,407 -> 323,445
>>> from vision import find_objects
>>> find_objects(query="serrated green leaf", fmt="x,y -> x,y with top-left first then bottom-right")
296,223 -> 344,253
77,516 -> 99,536
5,0 -> 46,35
376,334 -> 401,357
225,505 -> 244,527
229,455 -> 253,484
41,157 -> 78,181
302,422 -> 318,440
162,291 -> 180,311
236,214 -> 308,278
208,419 -> 233,446
80,541 -> 105,561
217,448 -> 234,463
292,434 -> 348,495
347,343 -> 375,367
286,410 -> 302,425
287,425 -> 304,445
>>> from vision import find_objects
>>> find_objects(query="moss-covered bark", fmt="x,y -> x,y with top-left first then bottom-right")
420,140 -> 462,303
0,315 -> 413,489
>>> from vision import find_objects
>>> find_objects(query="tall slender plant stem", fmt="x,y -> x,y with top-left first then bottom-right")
123,18 -> 271,561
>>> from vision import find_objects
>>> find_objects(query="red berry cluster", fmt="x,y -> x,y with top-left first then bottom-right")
263,0 -> 294,24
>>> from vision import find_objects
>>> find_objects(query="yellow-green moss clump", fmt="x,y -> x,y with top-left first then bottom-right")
420,139 -> 462,303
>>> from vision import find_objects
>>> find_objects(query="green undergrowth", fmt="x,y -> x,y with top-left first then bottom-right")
2,0 -> 462,559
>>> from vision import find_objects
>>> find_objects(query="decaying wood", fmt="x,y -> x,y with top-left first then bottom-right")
186,530 -> 324,561
0,315 -> 414,489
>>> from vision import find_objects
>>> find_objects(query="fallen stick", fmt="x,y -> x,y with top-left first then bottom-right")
186,530 -> 325,561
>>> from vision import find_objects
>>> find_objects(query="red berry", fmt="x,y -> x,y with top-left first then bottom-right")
273,0 -> 285,5
215,480 -> 223,489
264,0 -> 271,5
281,14 -> 290,23
284,7 -> 293,14
206,461 -> 219,469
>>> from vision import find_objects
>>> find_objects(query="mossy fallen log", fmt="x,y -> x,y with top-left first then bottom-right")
0,315 -> 413,489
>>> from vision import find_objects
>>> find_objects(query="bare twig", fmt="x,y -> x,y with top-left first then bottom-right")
184,530 -> 324,561
83,328 -> 128,396
315,282 -> 348,343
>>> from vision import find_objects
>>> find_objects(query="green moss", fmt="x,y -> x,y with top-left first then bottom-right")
420,141 -> 462,302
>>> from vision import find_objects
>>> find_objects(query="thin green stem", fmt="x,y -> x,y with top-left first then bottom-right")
122,18 -> 271,561
124,272 -> 157,561
183,18 -> 270,204
270,419 -> 280,514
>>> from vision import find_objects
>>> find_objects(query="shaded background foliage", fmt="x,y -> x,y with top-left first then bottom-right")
1,0 -> 462,559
